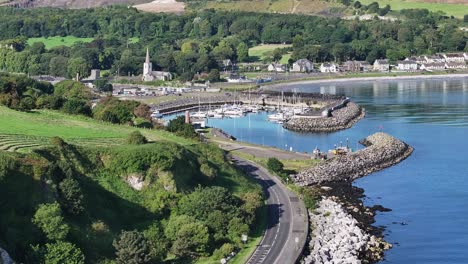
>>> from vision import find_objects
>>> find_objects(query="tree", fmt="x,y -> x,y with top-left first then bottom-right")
126,131 -> 148,145
44,241 -> 85,264
464,14 -> 468,23
113,230 -> 151,264
144,222 -> 168,262
236,42 -> 249,62
58,178 -> 84,215
208,69 -> 220,82
32,202 -> 69,241
267,158 -> 284,174
354,1 -> 362,9
61,99 -> 91,116
166,116 -> 197,138
94,79 -> 113,93
49,56 -> 69,77
170,221 -> 210,258
67,57 -> 91,79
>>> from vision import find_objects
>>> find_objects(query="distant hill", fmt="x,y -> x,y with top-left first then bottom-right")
1,0 -> 150,8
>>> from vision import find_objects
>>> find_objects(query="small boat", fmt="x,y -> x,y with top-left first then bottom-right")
150,110 -> 163,118
191,111 -> 207,118
268,112 -> 286,122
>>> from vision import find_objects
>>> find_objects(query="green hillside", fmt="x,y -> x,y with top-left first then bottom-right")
0,106 -> 263,263
360,0 -> 468,18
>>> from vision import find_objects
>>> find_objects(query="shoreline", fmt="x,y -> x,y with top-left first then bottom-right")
260,72 -> 468,90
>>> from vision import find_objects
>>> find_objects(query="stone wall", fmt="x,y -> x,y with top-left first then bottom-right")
293,132 -> 414,186
303,198 -> 390,264
283,102 -> 365,132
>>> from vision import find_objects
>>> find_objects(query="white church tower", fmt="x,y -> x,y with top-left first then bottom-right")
143,47 -> 152,76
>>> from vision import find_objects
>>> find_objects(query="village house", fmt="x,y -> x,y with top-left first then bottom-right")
408,56 -> 427,65
424,54 -> 445,63
442,53 -> 465,63
445,62 -> 467,70
464,53 -> 468,61
142,48 -> 173,81
420,62 -> 446,71
359,61 -> 372,72
373,59 -> 390,72
343,61 -> 361,72
267,63 -> 287,72
320,63 -> 338,73
396,60 -> 418,72
291,59 -> 314,72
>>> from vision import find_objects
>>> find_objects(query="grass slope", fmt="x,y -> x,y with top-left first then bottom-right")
0,106 -> 192,149
360,0 -> 468,18
27,36 -> 140,49
249,44 -> 292,64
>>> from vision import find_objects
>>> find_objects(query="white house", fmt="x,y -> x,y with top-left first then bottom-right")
409,56 -> 427,64
291,59 -> 313,72
420,62 -> 446,71
445,62 -> 467,70
373,59 -> 390,72
320,63 -> 338,73
442,53 -> 465,63
267,63 -> 286,72
397,60 -> 418,72
142,48 -> 173,81
424,54 -> 445,63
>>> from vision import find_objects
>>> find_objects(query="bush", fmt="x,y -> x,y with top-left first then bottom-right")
126,131 -> 148,145
32,202 -> 69,241
50,137 -> 67,148
44,241 -> 85,264
166,116 -> 197,138
266,158 -> 284,174
58,177 -> 84,215
113,230 -> 151,264
61,99 -> 91,116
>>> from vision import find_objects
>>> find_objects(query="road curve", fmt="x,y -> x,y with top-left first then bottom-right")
231,157 -> 308,264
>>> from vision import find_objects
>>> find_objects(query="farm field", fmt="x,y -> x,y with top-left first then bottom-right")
201,0 -> 344,15
249,44 -> 292,64
360,0 -> 468,18
134,0 -> 185,13
0,106 -> 191,152
27,36 -> 94,49
27,36 -> 139,49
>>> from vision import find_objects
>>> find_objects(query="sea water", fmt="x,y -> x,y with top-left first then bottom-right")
206,78 -> 468,264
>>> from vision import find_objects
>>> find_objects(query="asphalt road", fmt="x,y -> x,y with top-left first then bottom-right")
231,157 -> 308,264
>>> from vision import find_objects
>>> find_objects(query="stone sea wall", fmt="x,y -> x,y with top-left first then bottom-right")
283,102 -> 365,132
293,132 -> 414,186
303,197 -> 390,264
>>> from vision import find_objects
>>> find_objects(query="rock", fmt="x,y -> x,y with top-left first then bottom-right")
284,101 -> 365,133
321,186 -> 333,191
293,132 -> 414,186
126,173 -> 145,191
0,247 -> 14,264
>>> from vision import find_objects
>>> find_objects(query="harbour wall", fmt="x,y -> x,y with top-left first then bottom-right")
293,132 -> 414,186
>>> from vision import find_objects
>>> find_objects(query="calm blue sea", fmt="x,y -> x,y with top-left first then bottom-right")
204,78 -> 468,264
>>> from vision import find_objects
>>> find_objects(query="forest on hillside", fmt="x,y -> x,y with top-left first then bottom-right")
0,7 -> 466,80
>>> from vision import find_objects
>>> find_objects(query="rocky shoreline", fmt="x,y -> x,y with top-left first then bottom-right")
293,132 -> 414,186
283,102 -> 365,133
303,196 -> 391,264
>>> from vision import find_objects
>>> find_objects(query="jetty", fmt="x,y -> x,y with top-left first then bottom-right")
293,132 -> 414,186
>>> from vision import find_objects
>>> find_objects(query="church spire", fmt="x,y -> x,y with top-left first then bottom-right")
145,47 -> 150,64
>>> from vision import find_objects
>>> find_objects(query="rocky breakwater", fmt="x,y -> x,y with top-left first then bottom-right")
303,197 -> 391,264
283,101 -> 365,133
293,132 -> 414,186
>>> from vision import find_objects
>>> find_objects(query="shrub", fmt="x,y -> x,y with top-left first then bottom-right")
44,241 -> 85,264
50,137 -> 67,148
61,99 -> 91,116
113,230 -> 151,264
126,131 -> 148,145
166,116 -> 197,138
58,177 -> 84,215
266,157 -> 284,174
32,202 -> 69,241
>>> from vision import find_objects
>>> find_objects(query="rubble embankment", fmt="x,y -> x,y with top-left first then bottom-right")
303,197 -> 391,264
283,101 -> 365,133
293,132 -> 413,186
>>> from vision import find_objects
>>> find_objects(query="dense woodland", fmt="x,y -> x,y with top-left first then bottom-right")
0,7 -> 466,80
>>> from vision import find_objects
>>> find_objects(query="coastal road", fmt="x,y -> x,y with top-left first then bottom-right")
231,157 -> 308,264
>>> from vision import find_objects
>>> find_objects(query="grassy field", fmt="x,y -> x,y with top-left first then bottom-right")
27,36 -> 140,49
27,36 -> 94,49
0,106 -> 192,152
249,44 -> 293,63
360,0 -> 468,18
201,0 -> 343,15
